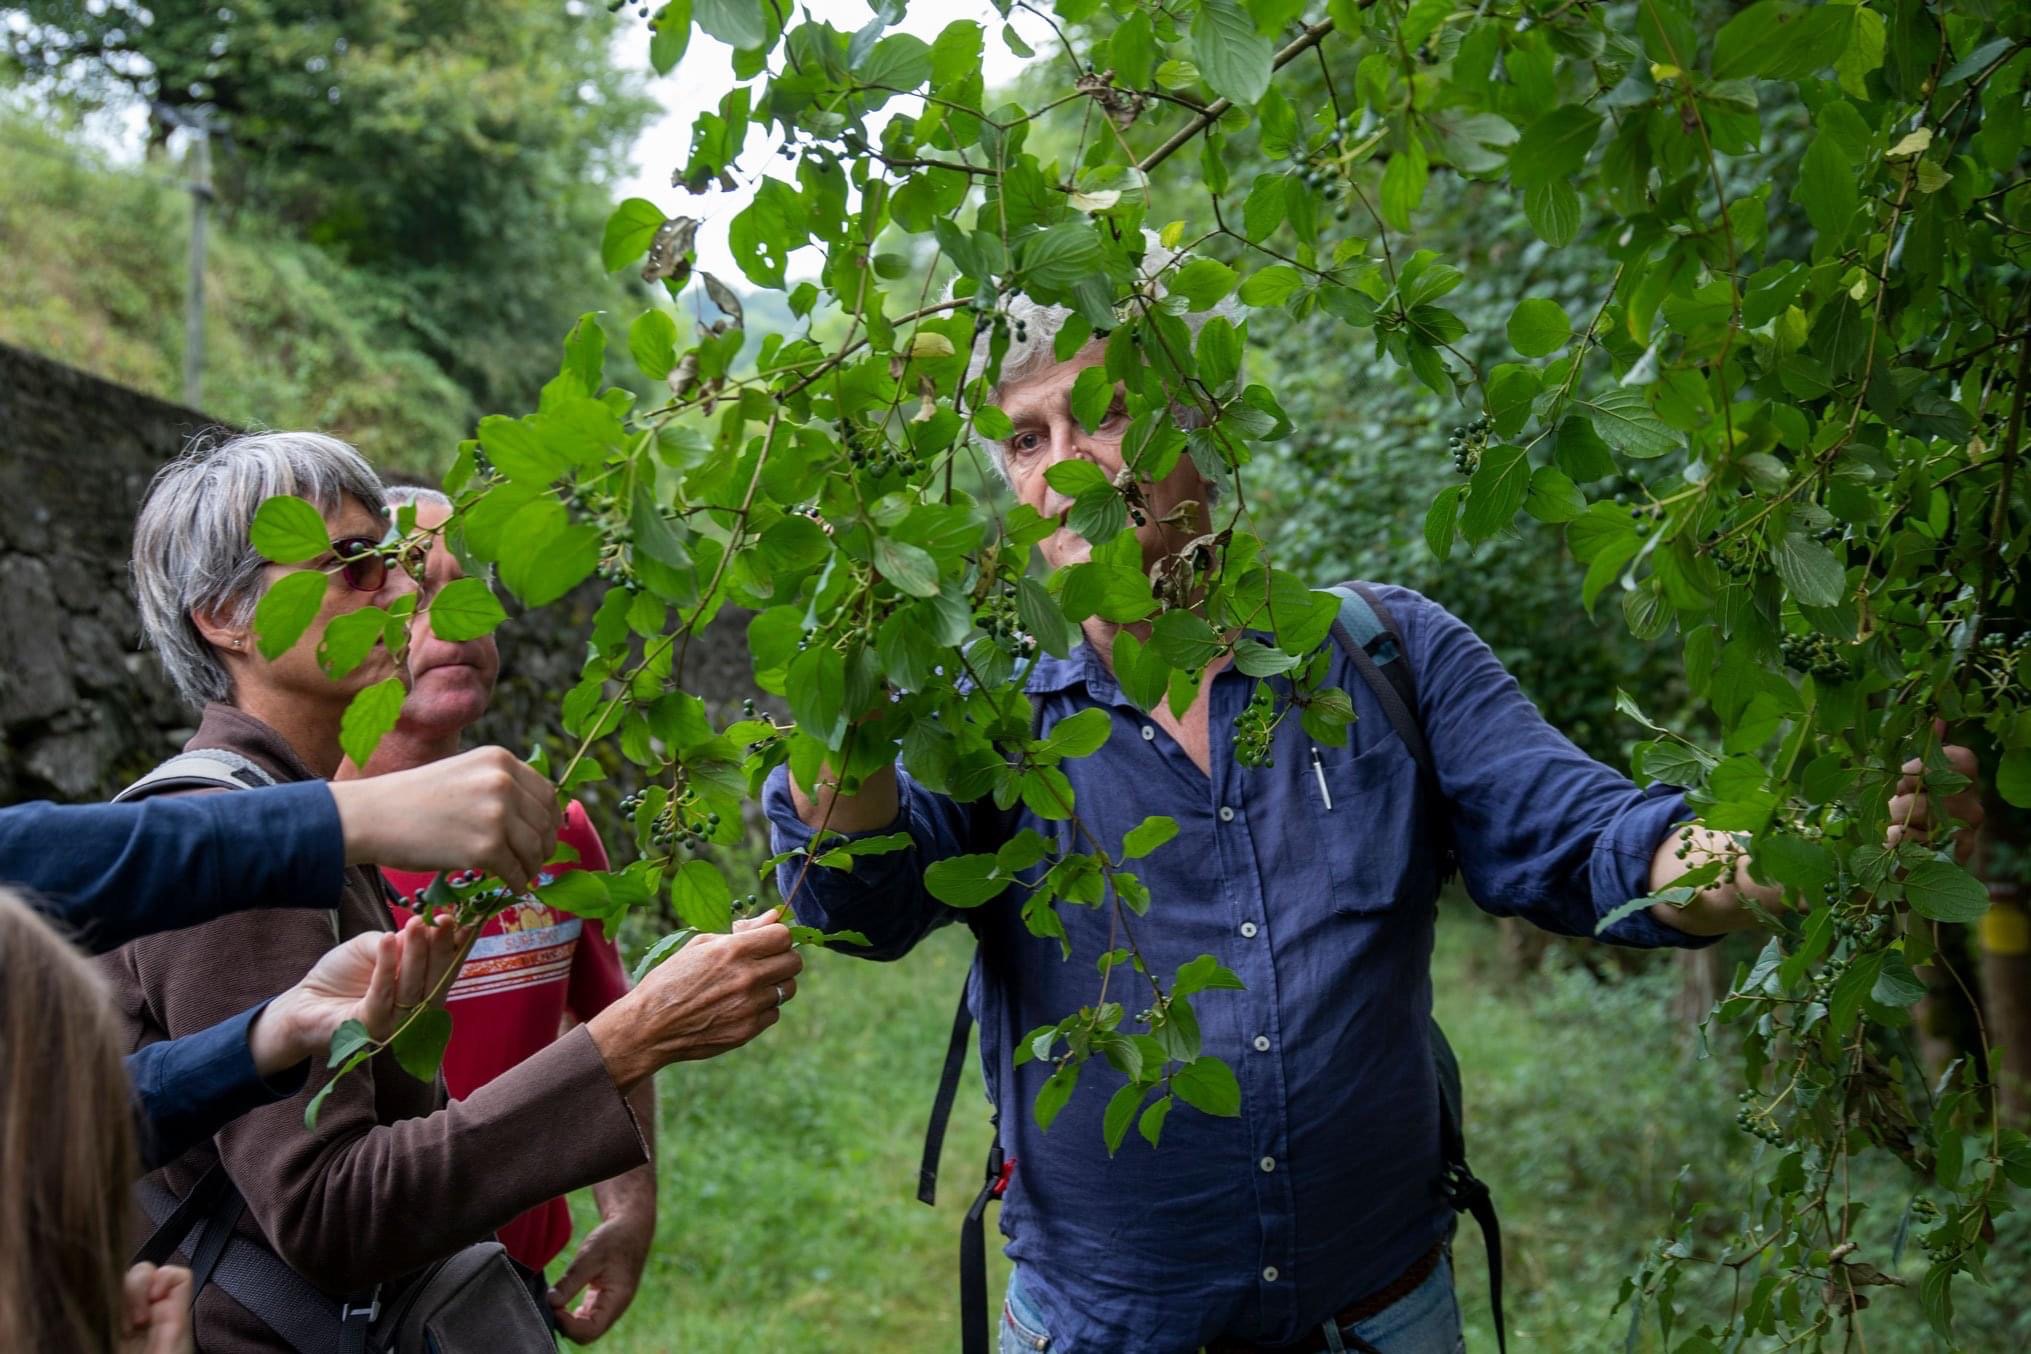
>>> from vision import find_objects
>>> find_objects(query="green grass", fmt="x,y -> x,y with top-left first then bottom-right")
0,112 -> 470,468
561,910 -> 2024,1351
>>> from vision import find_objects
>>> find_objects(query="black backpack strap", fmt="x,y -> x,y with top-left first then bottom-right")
961,1142 -> 1012,1354
919,988 -> 975,1205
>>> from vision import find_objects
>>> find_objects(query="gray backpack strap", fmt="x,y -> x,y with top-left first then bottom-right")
114,750 -> 279,802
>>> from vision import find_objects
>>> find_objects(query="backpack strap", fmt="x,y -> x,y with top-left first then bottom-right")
114,749 -> 279,802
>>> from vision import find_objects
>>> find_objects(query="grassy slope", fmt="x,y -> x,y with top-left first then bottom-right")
0,117 -> 470,470
572,910 -> 2023,1352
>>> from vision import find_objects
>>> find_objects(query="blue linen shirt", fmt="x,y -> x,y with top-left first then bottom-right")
765,584 -> 1709,1353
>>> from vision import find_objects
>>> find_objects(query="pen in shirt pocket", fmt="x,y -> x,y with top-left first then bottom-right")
1309,746 -> 1333,811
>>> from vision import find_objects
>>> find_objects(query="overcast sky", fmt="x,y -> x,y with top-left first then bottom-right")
611,0 -> 1048,279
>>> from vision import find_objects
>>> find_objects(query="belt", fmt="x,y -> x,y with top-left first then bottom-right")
1205,1242 -> 1447,1354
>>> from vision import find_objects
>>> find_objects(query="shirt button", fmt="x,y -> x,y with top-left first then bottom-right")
1239,921 -> 1258,938
1140,725 -> 1156,741
1262,1266 -> 1280,1283
1253,1035 -> 1271,1052
1218,806 -> 1235,822
1259,1156 -> 1276,1173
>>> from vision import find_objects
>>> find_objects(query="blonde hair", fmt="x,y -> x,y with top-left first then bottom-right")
0,887 -> 139,1352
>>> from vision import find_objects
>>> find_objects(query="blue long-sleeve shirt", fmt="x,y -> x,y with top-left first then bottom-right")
767,585 -> 1711,1353
1,782 -> 344,1166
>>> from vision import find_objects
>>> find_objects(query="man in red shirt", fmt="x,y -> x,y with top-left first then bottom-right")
340,485 -> 655,1343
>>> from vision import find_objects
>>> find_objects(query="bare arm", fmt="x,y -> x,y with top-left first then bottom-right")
786,759 -> 901,834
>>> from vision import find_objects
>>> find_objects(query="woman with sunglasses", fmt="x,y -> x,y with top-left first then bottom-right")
104,430 -> 802,1352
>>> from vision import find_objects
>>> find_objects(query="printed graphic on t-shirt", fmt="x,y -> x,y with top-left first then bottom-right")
444,869 -> 581,1003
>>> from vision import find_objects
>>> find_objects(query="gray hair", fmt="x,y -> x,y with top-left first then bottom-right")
132,429 -> 388,707
383,484 -> 452,514
962,232 -> 1243,496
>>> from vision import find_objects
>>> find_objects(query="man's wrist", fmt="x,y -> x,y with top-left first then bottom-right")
586,997 -> 654,1093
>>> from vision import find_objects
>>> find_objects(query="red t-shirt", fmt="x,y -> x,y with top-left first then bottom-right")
384,801 -> 629,1271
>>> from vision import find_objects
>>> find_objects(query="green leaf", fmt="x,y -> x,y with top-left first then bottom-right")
500,523 -> 601,608
250,495 -> 333,564
1103,1081 -> 1147,1156
1508,105 -> 1602,187
1043,459 -> 1110,497
1522,179 -> 1581,246
1239,265 -> 1303,307
1424,484 -> 1463,561
1871,950 -> 1927,1007
317,607 -> 388,678
428,577 -> 507,642
631,927 -> 698,982
1121,815 -> 1179,860
1771,533 -> 1845,607
628,308 -> 679,380
1577,388 -> 1681,459
1191,0 -> 1272,105
339,676 -> 408,768
873,537 -> 941,598
924,854 -> 1011,908
1523,465 -> 1586,524
390,1007 -> 453,1083
1034,1061 -> 1080,1130
1506,298 -> 1572,357
631,488 -> 691,570
1018,223 -> 1104,292
1070,365 -> 1114,432
253,569 -> 331,661
856,33 -> 931,89
1797,134 -> 1858,243
1168,258 -> 1239,310
1150,609 -> 1223,670
602,198 -> 667,273
1172,954 -> 1245,996
1902,859 -> 1990,924
694,0 -> 767,50
1462,443 -> 1530,541
648,0 -> 692,74
1999,749 -> 2031,810
667,860 -> 731,933
304,1046 -> 370,1130
1172,1054 -> 1241,1116
327,1018 -> 372,1068
1138,1093 -> 1172,1146
1045,707 -> 1112,759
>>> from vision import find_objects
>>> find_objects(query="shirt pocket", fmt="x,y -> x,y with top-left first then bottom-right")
1314,736 -> 1426,916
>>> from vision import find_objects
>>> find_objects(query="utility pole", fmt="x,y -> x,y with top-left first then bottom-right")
182,127 -> 214,409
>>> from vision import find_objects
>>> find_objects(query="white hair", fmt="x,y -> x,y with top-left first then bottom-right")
961,230 -> 1243,497
132,429 -> 388,707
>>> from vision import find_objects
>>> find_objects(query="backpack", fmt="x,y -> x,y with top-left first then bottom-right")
119,751 -> 557,1354
917,583 -> 1506,1354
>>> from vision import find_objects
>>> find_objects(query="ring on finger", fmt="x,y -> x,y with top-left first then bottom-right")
773,983 -> 786,1008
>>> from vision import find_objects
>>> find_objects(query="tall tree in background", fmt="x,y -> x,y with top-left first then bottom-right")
4,0 -> 658,421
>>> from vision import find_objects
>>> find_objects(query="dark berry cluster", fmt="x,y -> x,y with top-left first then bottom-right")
975,587 -> 1034,657
1447,415 -> 1491,475
1711,535 -> 1758,578
1733,1089 -> 1786,1146
1781,632 -> 1855,682
1294,114 -> 1355,221
1234,685 -> 1280,769
843,425 -> 921,478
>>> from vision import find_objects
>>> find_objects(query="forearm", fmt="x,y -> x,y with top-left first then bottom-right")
126,1004 -> 309,1170
1647,824 -> 1780,936
4,785 -> 343,953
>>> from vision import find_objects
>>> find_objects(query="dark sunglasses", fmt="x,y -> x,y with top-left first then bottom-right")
326,534 -> 431,593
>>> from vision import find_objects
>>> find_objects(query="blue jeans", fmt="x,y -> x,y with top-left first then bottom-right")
1000,1257 -> 1465,1354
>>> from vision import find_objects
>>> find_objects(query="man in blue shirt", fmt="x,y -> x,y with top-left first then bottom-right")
765,267 -> 1982,1353
4,746 -> 561,1165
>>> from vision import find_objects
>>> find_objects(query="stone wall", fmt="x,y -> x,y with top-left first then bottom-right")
0,341 -> 759,805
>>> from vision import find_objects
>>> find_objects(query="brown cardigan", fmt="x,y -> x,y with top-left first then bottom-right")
104,704 -> 647,1351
